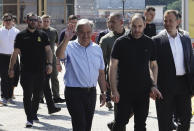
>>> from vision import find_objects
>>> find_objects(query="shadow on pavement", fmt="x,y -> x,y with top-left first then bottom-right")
37,114 -> 71,121
4,100 -> 24,109
32,121 -> 71,131
94,109 -> 113,116
0,129 -> 7,131
55,103 -> 67,108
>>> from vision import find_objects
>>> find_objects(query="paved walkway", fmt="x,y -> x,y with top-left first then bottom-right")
0,71 -> 194,131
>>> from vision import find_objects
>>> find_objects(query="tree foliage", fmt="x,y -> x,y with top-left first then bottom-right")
167,0 -> 181,13
146,0 -> 182,13
146,0 -> 177,5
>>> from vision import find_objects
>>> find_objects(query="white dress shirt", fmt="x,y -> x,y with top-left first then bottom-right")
166,30 -> 186,75
0,26 -> 20,55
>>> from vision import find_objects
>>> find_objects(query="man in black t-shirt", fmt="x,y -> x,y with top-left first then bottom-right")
59,15 -> 78,44
144,7 -> 156,37
109,14 -> 162,131
8,13 -> 53,128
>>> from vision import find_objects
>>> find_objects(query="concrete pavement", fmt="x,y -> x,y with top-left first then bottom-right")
0,71 -> 194,131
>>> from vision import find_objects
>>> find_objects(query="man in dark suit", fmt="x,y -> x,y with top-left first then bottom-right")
152,10 -> 193,131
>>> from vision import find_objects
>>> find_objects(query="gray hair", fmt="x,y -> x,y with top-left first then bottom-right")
75,19 -> 94,32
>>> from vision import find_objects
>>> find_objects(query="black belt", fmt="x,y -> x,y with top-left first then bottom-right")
66,86 -> 96,92
176,74 -> 186,79
0,53 -> 11,56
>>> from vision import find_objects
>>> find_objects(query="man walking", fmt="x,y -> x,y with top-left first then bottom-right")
100,13 -> 127,111
36,15 -> 61,114
59,15 -> 78,43
144,7 -> 156,37
42,15 -> 65,103
0,13 -> 19,105
152,10 -> 194,131
56,19 -> 107,131
8,13 -> 53,128
109,14 -> 162,131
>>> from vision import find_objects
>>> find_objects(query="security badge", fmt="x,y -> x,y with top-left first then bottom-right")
37,36 -> 41,42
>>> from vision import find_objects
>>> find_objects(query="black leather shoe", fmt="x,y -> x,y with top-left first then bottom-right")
26,121 -> 33,128
170,121 -> 178,130
107,121 -> 114,130
33,116 -> 39,122
48,107 -> 61,114
53,98 -> 66,103
39,98 -> 44,103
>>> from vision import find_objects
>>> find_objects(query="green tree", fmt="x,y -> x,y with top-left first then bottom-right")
167,0 -> 181,13
146,0 -> 177,5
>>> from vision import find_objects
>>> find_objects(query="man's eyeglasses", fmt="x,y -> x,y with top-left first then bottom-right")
28,19 -> 38,22
3,19 -> 12,22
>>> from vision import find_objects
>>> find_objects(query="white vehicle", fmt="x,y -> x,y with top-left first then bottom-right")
182,0 -> 194,46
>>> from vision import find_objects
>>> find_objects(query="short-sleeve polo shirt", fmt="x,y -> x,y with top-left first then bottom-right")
111,33 -> 156,93
14,29 -> 50,73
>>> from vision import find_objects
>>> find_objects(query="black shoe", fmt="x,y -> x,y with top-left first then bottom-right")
107,121 -> 114,130
53,98 -> 66,103
26,121 -> 33,128
48,107 -> 61,114
33,116 -> 39,122
170,121 -> 178,130
39,98 -> 44,103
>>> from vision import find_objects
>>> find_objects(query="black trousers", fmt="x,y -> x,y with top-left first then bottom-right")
13,56 -> 20,87
112,92 -> 150,131
20,72 -> 44,122
0,54 -> 14,99
39,74 -> 56,111
65,87 -> 96,131
156,76 -> 192,131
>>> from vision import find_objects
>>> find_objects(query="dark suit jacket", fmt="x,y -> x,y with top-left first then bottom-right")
152,30 -> 194,95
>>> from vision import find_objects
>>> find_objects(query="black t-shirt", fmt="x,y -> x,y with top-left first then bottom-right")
111,33 -> 156,94
14,29 -> 49,73
144,23 -> 156,37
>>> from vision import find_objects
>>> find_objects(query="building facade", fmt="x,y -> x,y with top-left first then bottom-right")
74,0 -> 145,19
0,0 -> 74,24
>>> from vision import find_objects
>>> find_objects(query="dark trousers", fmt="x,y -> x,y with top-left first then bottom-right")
65,87 -> 96,131
156,75 -> 192,131
106,87 -> 111,102
112,92 -> 150,131
40,74 -> 56,111
13,56 -> 20,87
0,54 -> 14,99
105,73 -> 111,102
51,56 -> 60,99
20,72 -> 44,122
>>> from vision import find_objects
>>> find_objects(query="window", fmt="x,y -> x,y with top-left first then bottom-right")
47,0 -> 64,24
19,0 -> 37,23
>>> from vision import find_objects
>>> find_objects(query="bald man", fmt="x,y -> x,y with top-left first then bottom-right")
109,13 -> 162,131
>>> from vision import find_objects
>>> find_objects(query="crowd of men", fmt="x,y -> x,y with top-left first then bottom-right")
0,6 -> 194,131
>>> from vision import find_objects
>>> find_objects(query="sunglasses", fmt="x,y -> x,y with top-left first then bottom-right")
3,19 -> 12,22
29,19 -> 38,22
